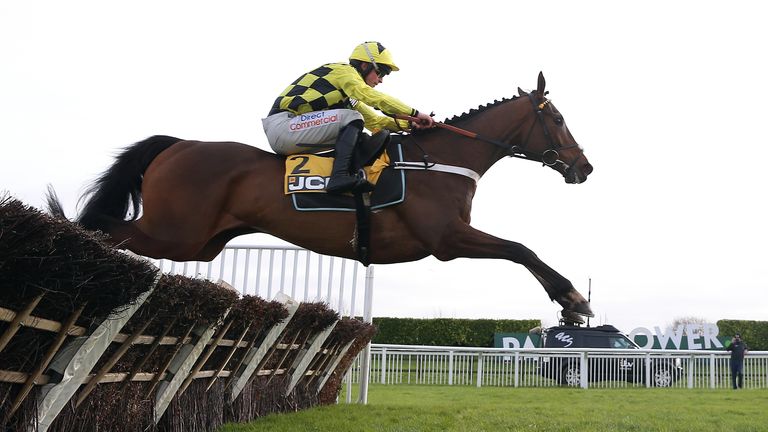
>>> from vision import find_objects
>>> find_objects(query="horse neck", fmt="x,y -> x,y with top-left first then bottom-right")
405,98 -> 533,177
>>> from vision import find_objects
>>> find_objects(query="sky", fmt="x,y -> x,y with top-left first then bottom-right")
2,1 -> 766,334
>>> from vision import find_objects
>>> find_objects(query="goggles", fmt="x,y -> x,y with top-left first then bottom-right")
375,64 -> 392,78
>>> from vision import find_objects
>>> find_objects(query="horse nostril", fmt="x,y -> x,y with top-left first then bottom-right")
583,163 -> 594,176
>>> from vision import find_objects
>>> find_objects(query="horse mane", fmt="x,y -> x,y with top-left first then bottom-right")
409,95 -> 521,136
443,95 -> 520,125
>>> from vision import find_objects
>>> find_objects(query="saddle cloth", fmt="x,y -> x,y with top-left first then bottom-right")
285,140 -> 406,212
284,152 -> 389,194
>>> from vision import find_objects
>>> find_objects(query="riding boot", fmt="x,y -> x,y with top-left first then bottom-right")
351,129 -> 389,193
326,122 -> 375,194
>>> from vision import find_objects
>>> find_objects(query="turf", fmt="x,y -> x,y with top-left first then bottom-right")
219,384 -> 767,432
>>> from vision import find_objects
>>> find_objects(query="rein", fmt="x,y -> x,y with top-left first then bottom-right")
395,113 -> 524,158
395,94 -> 585,174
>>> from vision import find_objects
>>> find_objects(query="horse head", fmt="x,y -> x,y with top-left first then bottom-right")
516,72 -> 593,184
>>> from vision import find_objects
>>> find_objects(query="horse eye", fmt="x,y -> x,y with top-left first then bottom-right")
554,117 -> 564,125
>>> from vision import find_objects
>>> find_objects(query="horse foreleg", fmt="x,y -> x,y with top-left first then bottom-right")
433,222 -> 593,318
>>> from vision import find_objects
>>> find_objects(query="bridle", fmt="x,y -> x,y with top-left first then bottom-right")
521,93 -> 586,179
395,94 -> 585,177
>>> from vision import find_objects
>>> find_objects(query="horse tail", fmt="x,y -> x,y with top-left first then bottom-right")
78,135 -> 182,232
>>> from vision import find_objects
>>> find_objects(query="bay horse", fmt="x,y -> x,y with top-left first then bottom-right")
56,72 -> 594,319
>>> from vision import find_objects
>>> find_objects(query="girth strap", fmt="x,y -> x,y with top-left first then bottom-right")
353,191 -> 371,266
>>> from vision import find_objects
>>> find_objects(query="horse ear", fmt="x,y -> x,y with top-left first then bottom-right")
536,71 -> 546,96
517,87 -> 527,96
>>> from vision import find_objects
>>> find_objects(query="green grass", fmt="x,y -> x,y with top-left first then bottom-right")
219,384 -> 768,432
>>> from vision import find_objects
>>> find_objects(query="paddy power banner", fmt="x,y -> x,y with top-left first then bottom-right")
495,324 -> 731,350
628,324 -> 730,350
494,333 -> 541,349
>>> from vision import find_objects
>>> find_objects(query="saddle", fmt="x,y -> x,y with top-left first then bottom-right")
284,135 -> 406,212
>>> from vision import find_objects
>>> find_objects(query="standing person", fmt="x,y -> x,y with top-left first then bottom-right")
262,41 -> 435,194
726,333 -> 749,389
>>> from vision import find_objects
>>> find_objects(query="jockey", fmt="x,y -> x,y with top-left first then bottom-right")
262,41 -> 435,194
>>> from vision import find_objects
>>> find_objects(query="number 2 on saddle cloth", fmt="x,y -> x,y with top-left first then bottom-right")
282,138 -> 407,212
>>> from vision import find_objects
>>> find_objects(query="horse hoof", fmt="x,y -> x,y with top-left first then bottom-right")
560,309 -> 586,325
555,289 -> 594,318
569,300 -> 594,318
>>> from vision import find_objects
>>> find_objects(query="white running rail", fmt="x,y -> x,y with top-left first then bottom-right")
153,244 -> 377,404
349,344 -> 768,390
153,245 -> 373,319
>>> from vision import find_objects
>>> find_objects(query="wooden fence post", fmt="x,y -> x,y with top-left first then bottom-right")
316,339 -> 356,394
32,272 -> 159,432
153,309 -> 230,425
0,293 -> 45,354
228,294 -> 299,403
285,321 -> 338,395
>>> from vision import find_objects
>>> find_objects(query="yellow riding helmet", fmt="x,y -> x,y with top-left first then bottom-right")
349,41 -> 400,72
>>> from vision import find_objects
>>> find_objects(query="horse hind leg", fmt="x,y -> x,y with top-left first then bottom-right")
190,227 -> 259,262
108,221 -> 205,261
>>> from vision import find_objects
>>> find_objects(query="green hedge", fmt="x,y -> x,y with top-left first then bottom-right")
716,319 -> 768,351
371,317 -> 541,347
369,318 -> 766,350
